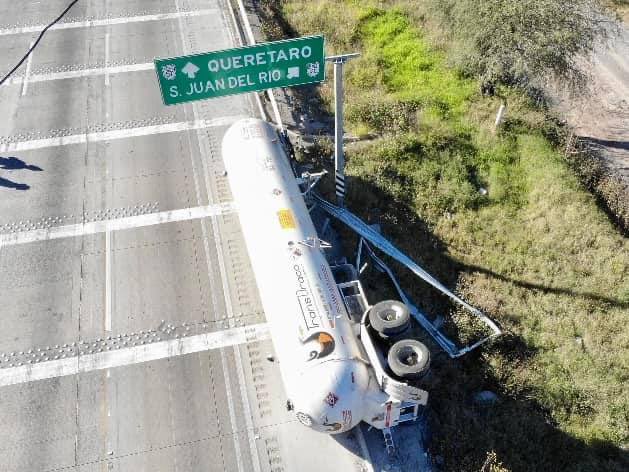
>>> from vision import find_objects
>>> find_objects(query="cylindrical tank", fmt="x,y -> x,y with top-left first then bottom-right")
222,118 -> 370,433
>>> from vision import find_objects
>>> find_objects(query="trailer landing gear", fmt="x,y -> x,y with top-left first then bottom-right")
383,427 -> 396,456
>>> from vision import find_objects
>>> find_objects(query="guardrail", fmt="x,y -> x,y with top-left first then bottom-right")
314,193 -> 502,358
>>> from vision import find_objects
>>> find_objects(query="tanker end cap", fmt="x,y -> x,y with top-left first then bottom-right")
222,117 -> 273,148
291,360 -> 371,434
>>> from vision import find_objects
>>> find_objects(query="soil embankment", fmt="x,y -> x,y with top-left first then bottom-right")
553,24 -> 629,230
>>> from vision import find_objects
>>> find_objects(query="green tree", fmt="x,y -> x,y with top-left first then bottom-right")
432,0 -> 615,93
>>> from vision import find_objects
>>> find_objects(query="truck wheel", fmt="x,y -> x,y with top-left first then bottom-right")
387,339 -> 430,379
368,300 -> 411,336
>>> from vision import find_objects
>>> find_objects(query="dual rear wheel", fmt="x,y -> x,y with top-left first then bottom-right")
368,300 -> 411,336
387,339 -> 430,380
368,300 -> 430,380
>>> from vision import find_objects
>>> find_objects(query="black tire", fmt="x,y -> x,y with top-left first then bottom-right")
387,339 -> 430,380
368,300 -> 411,336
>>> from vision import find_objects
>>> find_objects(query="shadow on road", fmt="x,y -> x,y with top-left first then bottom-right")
0,176 -> 30,190
0,156 -> 43,191
0,156 -> 43,171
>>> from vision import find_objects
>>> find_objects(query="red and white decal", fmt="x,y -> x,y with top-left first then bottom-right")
342,409 -> 352,426
384,401 -> 393,428
324,392 -> 339,407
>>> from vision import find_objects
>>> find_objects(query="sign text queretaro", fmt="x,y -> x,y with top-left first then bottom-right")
154,35 -> 325,106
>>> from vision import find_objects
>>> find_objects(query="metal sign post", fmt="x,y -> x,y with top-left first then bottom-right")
325,53 -> 359,207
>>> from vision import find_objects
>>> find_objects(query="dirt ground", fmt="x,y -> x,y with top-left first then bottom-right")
618,5 -> 629,24
553,23 -> 629,187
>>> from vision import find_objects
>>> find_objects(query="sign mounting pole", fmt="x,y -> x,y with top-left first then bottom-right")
326,53 -> 359,208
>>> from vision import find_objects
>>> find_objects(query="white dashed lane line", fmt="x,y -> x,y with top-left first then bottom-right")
0,202 -> 237,247
7,63 -> 155,85
0,9 -> 218,36
0,115 -> 246,152
104,32 -> 111,87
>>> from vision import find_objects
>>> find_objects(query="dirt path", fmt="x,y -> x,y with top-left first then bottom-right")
553,24 -> 629,187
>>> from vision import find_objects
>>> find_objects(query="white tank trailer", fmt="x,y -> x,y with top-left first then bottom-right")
222,118 -> 428,434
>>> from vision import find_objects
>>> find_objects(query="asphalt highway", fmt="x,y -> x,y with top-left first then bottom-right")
0,0 -> 373,470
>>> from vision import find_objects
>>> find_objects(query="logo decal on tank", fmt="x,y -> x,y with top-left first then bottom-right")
293,263 -> 320,330
301,331 -> 335,361
242,123 -> 265,139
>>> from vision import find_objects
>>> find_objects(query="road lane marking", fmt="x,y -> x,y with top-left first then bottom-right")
104,33 -> 110,86
0,323 -> 270,387
105,230 -> 112,331
0,115 -> 245,152
20,40 -> 35,96
236,0 -> 282,128
172,1 -> 247,468
8,62 -> 155,85
0,9 -> 218,36
0,202 -> 237,247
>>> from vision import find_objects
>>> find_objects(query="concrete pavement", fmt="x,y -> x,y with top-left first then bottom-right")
0,0 -> 373,470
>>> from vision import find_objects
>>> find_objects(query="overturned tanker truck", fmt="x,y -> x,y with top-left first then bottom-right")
221,118 -> 501,439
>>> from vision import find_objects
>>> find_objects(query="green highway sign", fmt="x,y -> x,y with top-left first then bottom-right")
154,35 -> 325,106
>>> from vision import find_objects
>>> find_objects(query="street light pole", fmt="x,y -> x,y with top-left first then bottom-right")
326,53 -> 359,207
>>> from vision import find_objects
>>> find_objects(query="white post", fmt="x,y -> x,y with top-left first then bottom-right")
494,102 -> 507,130
326,53 -> 359,207
333,60 -> 345,207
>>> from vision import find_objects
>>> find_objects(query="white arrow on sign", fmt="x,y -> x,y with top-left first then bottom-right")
182,62 -> 200,79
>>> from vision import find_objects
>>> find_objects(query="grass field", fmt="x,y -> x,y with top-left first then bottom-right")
266,1 -> 628,470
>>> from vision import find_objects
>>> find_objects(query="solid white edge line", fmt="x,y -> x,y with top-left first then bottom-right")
225,0 -> 267,121
234,0 -> 283,129
236,0 -> 255,44
0,10 -> 218,36
0,202 -> 237,247
0,323 -> 270,387
356,426 -> 376,472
